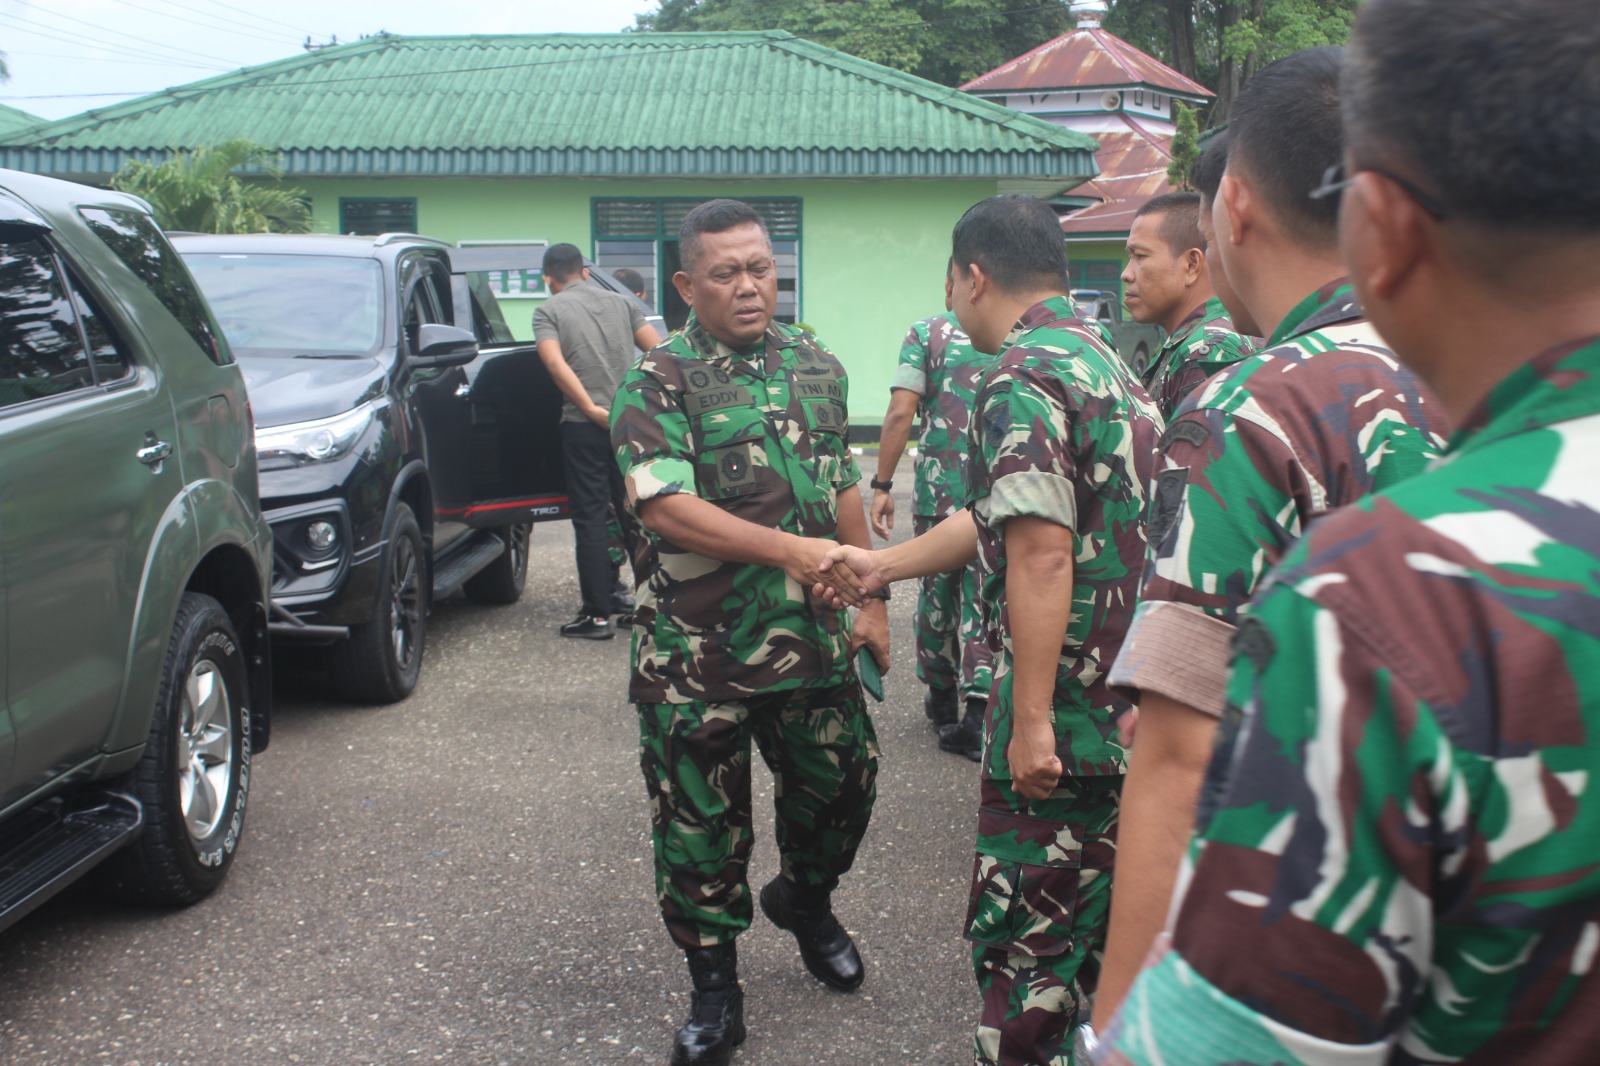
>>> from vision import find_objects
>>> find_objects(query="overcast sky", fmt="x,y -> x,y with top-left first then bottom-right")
0,0 -> 661,121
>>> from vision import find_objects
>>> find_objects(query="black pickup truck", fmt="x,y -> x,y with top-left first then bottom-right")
176,234 -> 659,704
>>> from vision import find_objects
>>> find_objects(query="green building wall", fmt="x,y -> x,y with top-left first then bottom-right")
1064,237 -> 1129,302
294,176 -> 998,428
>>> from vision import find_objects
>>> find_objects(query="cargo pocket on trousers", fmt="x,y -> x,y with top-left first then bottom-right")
963,806 -> 1082,958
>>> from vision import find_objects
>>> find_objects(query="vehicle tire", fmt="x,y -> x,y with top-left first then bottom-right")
1131,343 -> 1152,376
98,592 -> 252,906
327,502 -> 427,704
463,523 -> 530,605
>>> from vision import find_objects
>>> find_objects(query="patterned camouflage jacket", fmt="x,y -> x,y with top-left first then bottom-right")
1109,279 -> 1449,716
1139,296 -> 1255,419
1103,335 -> 1600,1064
969,295 -> 1163,778
612,313 -> 861,705
891,314 -> 993,518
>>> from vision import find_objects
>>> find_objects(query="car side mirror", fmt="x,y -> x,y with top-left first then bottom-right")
412,323 -> 479,368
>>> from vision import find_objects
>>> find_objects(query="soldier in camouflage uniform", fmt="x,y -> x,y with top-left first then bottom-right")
870,311 -> 994,758
612,200 -> 888,1066
1092,46 -> 1451,1031
1098,2 -> 1600,1060
818,195 -> 1162,1065
1121,192 -> 1254,418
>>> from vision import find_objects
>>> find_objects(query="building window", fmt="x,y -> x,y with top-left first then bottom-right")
592,197 -> 801,332
340,198 -> 418,236
1072,259 -> 1123,295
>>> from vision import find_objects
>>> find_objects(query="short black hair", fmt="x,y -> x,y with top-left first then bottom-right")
1345,0 -> 1600,232
679,199 -> 769,272
950,194 -> 1070,295
1228,46 -> 1345,248
612,267 -> 646,297
1190,132 -> 1228,205
542,242 -> 585,282
1135,192 -> 1204,256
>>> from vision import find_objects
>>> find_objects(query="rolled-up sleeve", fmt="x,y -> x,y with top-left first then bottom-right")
890,362 -> 928,394
972,370 -> 1078,531
1108,600 -> 1236,715
612,372 -> 698,510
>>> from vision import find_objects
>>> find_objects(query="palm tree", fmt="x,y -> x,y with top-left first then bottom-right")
112,139 -> 314,234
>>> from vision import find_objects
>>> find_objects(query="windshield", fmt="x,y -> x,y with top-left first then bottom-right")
181,253 -> 384,356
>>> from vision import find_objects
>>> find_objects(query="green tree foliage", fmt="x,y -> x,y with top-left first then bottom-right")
635,1 -> 1356,119
112,140 -> 313,234
1165,102 -> 1200,189
636,0 -> 1077,88
1104,1 -> 1358,125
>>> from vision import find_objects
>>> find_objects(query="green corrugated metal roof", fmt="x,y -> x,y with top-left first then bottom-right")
0,32 -> 1098,183
0,103 -> 42,139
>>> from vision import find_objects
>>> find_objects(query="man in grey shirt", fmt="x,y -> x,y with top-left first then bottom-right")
534,243 -> 662,639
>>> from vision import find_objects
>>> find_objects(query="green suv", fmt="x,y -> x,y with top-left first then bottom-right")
0,169 -> 272,932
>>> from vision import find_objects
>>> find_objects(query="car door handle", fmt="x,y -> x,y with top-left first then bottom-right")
455,383 -> 472,399
137,437 -> 173,466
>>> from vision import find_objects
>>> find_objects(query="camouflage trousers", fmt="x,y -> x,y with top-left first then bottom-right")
966,772 -> 1121,1066
638,682 -> 879,950
913,514 -> 994,701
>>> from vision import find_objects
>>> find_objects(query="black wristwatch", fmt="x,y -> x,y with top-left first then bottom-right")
869,477 -> 894,491
866,586 -> 890,602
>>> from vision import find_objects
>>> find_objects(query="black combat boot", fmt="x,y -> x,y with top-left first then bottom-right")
923,684 -> 958,728
610,574 -> 635,617
759,877 -> 865,992
938,697 -> 984,762
671,943 -> 745,1066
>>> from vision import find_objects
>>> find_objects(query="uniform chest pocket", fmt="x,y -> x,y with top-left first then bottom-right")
692,406 -> 769,500
802,397 -> 847,436
798,398 -> 847,487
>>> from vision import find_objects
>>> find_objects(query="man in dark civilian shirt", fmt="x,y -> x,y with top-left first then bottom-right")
533,242 -> 661,639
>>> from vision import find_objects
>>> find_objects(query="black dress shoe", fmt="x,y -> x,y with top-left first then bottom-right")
610,583 -> 635,616
672,944 -> 745,1066
759,877 -> 864,992
558,614 -> 614,640
923,685 -> 958,727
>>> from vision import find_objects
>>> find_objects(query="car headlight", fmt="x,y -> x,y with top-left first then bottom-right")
255,403 -> 378,466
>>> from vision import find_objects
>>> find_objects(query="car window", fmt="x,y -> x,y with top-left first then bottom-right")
402,264 -> 447,355
0,230 -> 96,409
78,206 -> 228,366
67,264 -> 133,385
182,253 -> 384,357
463,272 -> 514,345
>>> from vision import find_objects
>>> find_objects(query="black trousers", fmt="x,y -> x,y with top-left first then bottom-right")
561,419 -> 634,617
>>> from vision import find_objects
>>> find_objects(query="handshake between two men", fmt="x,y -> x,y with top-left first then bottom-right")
810,508 -> 981,611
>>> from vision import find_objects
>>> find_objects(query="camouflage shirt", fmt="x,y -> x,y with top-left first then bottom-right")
1110,279 -> 1449,715
1139,296 -> 1255,419
612,313 -> 862,705
890,314 -> 993,517
969,295 -> 1163,778
1104,335 -> 1600,1063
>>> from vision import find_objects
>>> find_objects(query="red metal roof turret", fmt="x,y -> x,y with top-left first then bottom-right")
961,24 -> 1211,100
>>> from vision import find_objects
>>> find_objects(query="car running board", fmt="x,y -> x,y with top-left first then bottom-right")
432,533 -> 505,600
0,791 -> 142,934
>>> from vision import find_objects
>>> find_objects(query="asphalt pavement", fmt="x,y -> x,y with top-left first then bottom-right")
0,460 -> 988,1065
